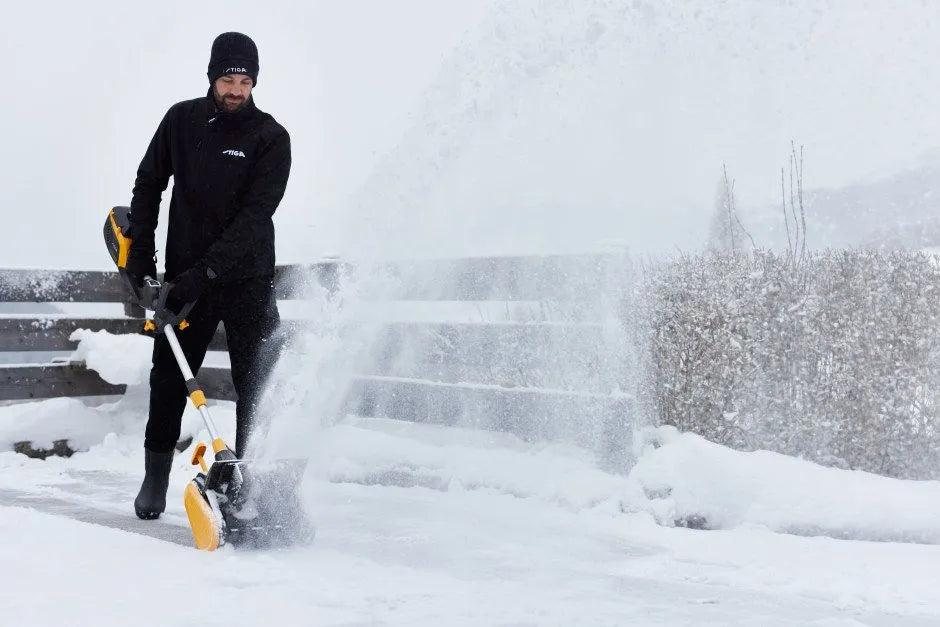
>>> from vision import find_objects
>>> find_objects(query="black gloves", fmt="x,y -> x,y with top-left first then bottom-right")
125,246 -> 156,289
123,221 -> 156,289
166,265 -> 214,313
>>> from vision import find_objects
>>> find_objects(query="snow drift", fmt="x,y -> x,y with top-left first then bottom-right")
623,426 -> 940,544
69,329 -> 153,386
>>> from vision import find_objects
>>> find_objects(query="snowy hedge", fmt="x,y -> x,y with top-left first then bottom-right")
634,250 -> 940,479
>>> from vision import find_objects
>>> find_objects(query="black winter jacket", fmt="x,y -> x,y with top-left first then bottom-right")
128,90 -> 291,285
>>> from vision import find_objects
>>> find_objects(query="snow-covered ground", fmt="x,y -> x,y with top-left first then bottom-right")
0,321 -> 937,625
1,391 -> 938,625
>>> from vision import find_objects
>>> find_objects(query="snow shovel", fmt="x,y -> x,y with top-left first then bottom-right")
104,206 -> 312,550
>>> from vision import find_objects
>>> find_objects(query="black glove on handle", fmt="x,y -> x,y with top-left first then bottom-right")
125,240 -> 156,289
166,265 -> 213,314
144,278 -> 195,331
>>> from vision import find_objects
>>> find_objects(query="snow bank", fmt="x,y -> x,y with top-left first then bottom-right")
622,426 -> 940,544
320,417 -> 623,510
0,397 -> 131,451
0,394 -> 221,456
0,330 -> 158,453
69,329 -> 152,385
326,420 -> 940,546
0,394 -> 219,456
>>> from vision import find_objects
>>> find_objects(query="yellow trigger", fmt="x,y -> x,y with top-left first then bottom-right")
190,441 -> 209,473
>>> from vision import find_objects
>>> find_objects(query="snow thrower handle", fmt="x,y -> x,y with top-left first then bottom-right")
104,207 -> 196,334
139,277 -> 196,335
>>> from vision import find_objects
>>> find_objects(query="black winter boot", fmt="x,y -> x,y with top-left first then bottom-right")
134,449 -> 174,520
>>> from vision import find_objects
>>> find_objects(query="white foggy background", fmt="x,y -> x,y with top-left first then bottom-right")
0,0 -> 493,269
2,0 -> 940,267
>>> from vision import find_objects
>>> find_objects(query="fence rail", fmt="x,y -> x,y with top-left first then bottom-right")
0,263 -> 339,303
1,364 -> 127,400
0,255 -> 620,303
0,256 -> 628,453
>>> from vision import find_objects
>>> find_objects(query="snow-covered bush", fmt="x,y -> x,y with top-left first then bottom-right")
634,249 -> 940,479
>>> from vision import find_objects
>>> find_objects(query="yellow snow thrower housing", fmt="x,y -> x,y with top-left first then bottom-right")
103,206 -> 146,308
104,206 -> 133,270
184,479 -> 222,551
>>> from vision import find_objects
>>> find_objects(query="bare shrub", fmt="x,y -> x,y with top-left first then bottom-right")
635,249 -> 940,479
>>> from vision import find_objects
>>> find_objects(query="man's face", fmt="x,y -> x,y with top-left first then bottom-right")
213,74 -> 254,112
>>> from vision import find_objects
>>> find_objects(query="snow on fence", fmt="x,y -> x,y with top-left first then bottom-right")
0,256 -> 633,458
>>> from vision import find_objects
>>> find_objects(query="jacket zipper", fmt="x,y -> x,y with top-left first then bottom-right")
194,115 -> 217,195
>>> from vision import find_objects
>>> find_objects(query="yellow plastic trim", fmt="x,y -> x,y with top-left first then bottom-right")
108,210 -> 133,269
184,482 -> 221,551
211,438 -> 227,454
189,390 -> 207,409
190,441 -> 208,473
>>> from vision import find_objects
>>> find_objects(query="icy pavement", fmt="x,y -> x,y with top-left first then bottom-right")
0,409 -> 938,625
0,488 -> 928,627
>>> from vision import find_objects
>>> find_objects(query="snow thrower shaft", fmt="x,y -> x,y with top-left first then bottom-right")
162,323 -> 229,456
106,207 -> 235,459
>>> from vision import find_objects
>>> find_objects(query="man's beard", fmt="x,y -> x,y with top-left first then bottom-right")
214,88 -> 247,112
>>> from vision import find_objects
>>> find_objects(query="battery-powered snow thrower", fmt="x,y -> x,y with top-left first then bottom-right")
105,206 -> 311,550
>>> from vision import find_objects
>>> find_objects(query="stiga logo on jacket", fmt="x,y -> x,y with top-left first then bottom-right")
129,93 -> 290,283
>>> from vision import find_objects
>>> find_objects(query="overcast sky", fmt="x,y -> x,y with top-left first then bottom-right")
342,0 -> 940,258
3,0 -> 940,267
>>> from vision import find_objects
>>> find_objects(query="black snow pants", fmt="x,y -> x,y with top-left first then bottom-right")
144,276 -> 281,458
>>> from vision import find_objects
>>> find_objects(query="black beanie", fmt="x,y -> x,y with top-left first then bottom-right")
207,32 -> 259,86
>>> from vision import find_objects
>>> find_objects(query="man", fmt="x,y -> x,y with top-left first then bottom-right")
125,32 -> 291,520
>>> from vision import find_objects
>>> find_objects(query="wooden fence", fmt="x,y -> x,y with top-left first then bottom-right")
0,255 -> 632,456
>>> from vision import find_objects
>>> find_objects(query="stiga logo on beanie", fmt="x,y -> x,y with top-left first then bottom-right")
208,32 -> 260,86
